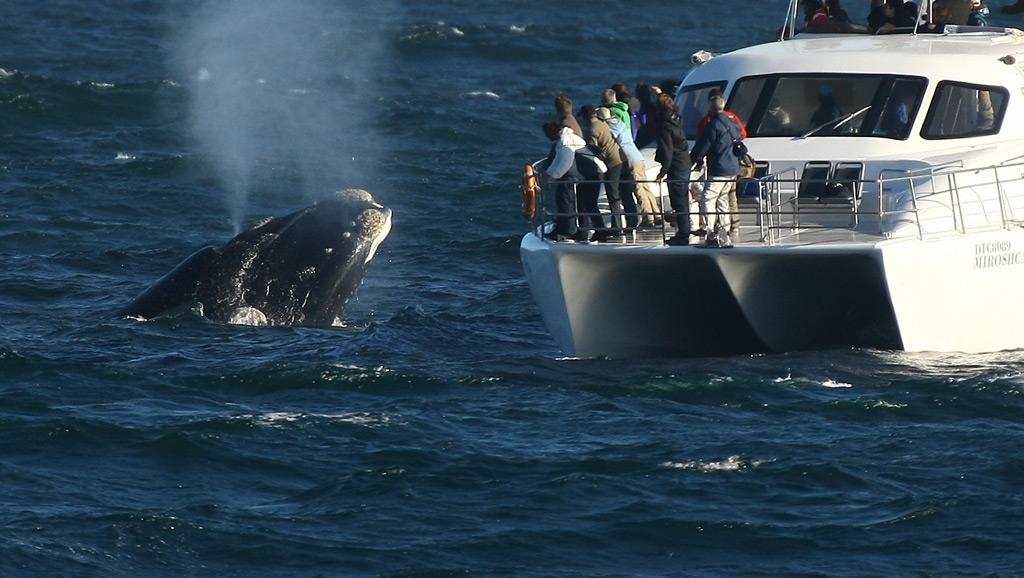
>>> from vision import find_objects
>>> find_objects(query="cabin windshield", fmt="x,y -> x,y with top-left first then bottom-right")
676,82 -> 727,139
733,74 -> 929,139
680,74 -> 933,140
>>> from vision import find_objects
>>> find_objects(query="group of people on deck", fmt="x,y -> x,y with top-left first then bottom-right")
801,0 -> 993,33
535,84 -> 747,248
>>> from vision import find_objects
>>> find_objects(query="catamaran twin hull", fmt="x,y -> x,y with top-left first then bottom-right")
522,227 -> 1024,358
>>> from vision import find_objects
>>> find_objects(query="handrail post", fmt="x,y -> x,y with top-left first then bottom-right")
876,174 -> 885,235
948,171 -> 963,233
909,176 -> 923,240
994,166 -> 1009,229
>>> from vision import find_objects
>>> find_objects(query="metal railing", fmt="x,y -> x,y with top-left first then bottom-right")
525,160 -> 1024,245
872,160 -> 1024,240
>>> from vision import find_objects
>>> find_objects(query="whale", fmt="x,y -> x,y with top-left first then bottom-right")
121,189 -> 392,327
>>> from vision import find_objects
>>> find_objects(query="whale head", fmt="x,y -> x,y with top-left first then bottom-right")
121,189 -> 392,327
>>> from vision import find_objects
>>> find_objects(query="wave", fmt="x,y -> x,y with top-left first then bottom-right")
0,72 -> 186,126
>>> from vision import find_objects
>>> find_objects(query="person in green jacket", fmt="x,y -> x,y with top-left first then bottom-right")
602,89 -> 631,134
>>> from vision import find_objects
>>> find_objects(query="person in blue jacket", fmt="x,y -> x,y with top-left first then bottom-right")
689,95 -> 742,246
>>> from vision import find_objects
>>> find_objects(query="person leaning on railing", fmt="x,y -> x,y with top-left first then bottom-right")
600,105 -> 663,228
580,104 -> 628,237
537,121 -> 589,243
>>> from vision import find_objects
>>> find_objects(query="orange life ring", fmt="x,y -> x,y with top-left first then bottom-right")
521,163 -> 538,220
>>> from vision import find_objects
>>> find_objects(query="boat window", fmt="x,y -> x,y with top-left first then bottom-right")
760,75 -> 882,137
871,77 -> 926,139
721,74 -> 927,139
675,81 -> 726,138
728,76 -> 766,130
921,81 -> 1006,139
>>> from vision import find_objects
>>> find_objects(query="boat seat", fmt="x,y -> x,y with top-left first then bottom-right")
736,161 -> 770,229
794,161 -> 832,204
737,161 -> 770,202
820,161 -> 863,204
792,161 -> 862,227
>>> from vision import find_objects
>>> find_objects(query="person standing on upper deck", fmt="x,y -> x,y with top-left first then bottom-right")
571,105 -> 612,242
603,89 -> 632,134
827,0 -> 851,22
968,0 -> 990,25
802,0 -> 834,30
654,94 -> 692,246
601,106 -> 662,228
554,94 -> 584,138
634,82 -> 662,149
696,88 -> 746,234
690,95 -> 742,247
581,104 -> 629,237
611,83 -> 642,140
538,121 -> 588,242
868,0 -> 900,32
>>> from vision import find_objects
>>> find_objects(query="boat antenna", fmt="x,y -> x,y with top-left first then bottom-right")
781,0 -> 799,40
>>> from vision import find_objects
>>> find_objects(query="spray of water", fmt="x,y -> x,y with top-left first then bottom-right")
173,0 -> 391,233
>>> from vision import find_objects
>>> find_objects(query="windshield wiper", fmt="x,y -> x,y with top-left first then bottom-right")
798,105 -> 872,139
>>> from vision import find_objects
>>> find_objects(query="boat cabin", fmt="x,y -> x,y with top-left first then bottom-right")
661,25 -> 1024,242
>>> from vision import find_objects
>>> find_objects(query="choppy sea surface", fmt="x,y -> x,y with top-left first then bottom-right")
3,1 -> 1024,576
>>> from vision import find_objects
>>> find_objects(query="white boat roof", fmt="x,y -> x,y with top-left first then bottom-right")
686,28 -> 1024,87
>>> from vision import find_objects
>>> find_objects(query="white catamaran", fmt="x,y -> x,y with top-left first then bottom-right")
520,1 -> 1024,358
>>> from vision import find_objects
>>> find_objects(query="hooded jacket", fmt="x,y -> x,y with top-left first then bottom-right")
968,4 -> 990,26
607,101 -> 632,133
543,127 -> 587,180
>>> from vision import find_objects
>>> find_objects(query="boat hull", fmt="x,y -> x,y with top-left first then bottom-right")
521,230 -> 1024,358
521,233 -> 902,357
879,232 -> 1024,353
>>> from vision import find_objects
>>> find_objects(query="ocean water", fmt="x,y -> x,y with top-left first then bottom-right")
3,0 -> 1024,576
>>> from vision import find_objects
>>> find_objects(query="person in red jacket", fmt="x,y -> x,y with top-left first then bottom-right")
803,0 -> 833,29
695,88 -> 747,142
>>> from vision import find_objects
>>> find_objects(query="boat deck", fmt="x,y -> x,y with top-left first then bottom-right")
541,199 -> 890,248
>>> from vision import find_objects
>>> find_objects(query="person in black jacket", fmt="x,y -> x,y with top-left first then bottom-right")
653,94 -> 692,246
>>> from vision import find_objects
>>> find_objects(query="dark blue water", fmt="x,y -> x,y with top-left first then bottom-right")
3,1 -> 1024,576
